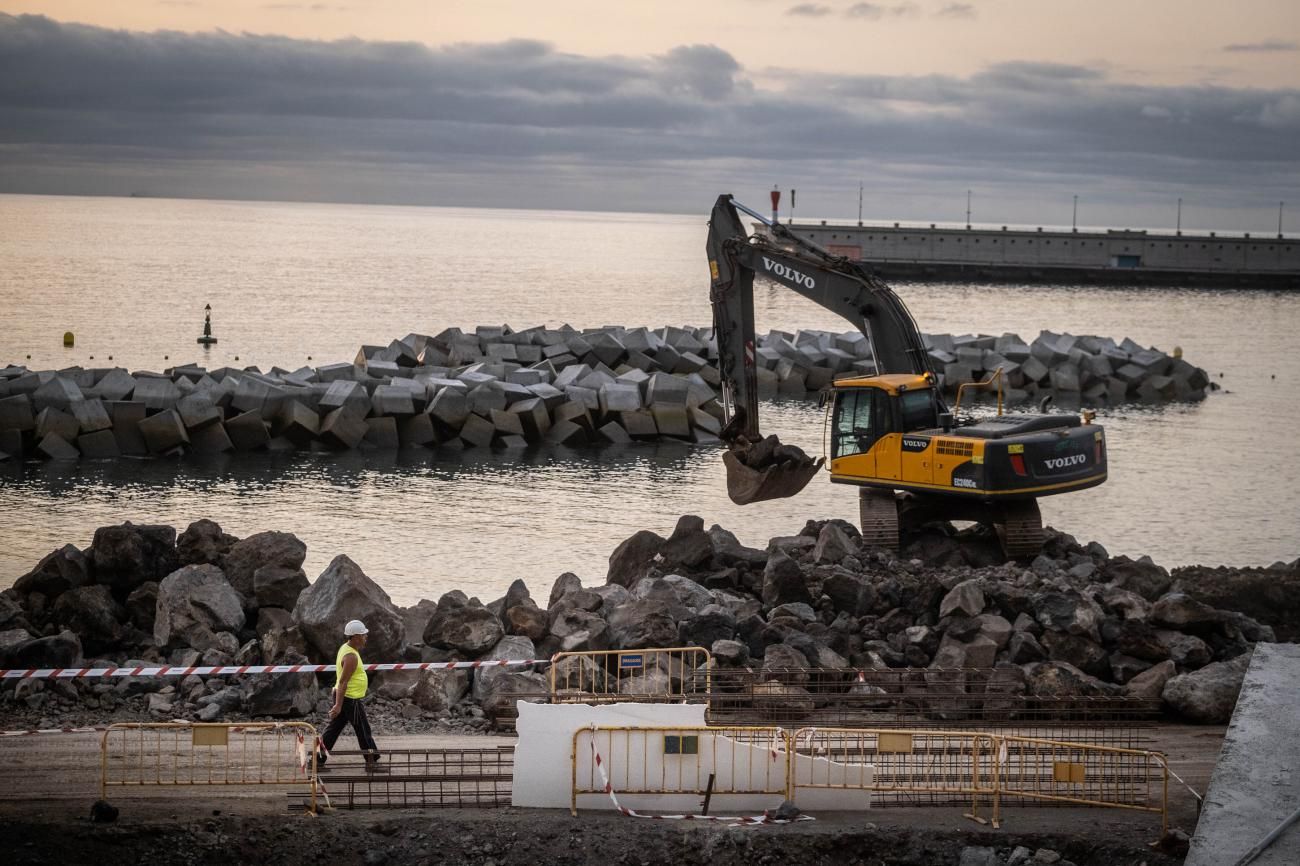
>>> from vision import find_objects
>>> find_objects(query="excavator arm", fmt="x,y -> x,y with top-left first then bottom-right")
708,193 -> 943,441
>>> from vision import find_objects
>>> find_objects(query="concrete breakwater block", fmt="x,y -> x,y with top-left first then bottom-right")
0,323 -> 1209,464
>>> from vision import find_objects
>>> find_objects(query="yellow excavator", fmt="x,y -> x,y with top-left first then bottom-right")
707,194 -> 1107,557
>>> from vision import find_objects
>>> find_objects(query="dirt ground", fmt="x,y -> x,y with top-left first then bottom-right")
0,725 -> 1221,865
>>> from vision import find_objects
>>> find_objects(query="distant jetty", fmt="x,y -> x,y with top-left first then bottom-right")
772,222 -> 1299,288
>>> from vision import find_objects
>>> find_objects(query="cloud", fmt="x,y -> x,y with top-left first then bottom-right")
845,2 -> 919,19
935,3 -> 976,19
0,13 -> 1296,220
786,4 -> 833,16
1223,40 -> 1299,53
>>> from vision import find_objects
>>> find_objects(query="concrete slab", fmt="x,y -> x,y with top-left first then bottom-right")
1186,644 -> 1300,866
70,398 -> 112,433
133,376 -> 182,411
319,407 -> 367,449
0,394 -> 36,432
226,409 -> 271,452
108,400 -> 148,456
363,416 -> 400,449
276,399 -> 320,445
596,420 -> 631,444
458,412 -> 496,448
188,422 -> 234,454
32,376 -> 84,412
176,393 -> 223,431
37,432 -> 79,460
35,407 -> 80,443
138,408 -> 190,453
428,388 -> 470,433
76,429 -> 119,459
397,412 -> 437,447
88,368 -> 137,401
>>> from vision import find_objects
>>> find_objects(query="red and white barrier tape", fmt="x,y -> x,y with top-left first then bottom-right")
3,719 -> 319,738
587,730 -> 813,825
0,658 -> 549,680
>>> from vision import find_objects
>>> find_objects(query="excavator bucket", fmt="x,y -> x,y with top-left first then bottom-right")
723,451 -> 825,505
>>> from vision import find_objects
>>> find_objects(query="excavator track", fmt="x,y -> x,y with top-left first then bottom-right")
997,499 -> 1045,559
858,488 -> 900,551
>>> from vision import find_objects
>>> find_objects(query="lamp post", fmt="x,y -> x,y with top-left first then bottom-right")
858,181 -> 863,226
966,189 -> 971,230
1072,195 -> 1078,231
1177,197 -> 1182,236
1280,201 -> 1285,239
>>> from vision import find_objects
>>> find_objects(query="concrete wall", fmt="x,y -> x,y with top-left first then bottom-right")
801,224 -> 1299,274
512,702 -> 873,814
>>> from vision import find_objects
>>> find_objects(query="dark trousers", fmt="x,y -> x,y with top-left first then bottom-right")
319,696 -> 379,764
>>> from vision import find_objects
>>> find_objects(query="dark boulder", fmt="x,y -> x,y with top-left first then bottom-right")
223,531 -> 308,597
659,515 -> 713,571
1103,556 -> 1172,601
91,523 -> 179,596
606,529 -> 664,588
51,585 -> 126,654
14,544 -> 92,599
247,651 -> 319,717
1,629 -> 82,669
125,582 -> 160,632
605,598 -> 679,649
761,549 -> 812,608
253,565 -> 309,611
1162,651 -> 1253,724
176,519 -> 239,567
424,597 -> 504,655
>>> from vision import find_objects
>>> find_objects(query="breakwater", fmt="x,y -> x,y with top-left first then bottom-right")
0,325 -> 1208,462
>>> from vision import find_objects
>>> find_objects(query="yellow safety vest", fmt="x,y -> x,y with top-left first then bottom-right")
335,642 -> 368,699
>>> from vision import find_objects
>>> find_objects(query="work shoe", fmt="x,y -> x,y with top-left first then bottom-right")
364,763 -> 390,774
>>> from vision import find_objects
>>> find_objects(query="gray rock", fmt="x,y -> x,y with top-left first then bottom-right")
812,522 -> 856,564
1,630 -> 83,669
154,565 -> 246,652
548,608 -> 609,653
1162,652 -> 1253,723
293,555 -> 405,661
13,544 -> 92,598
1155,629 -> 1212,669
658,515 -> 713,570
176,519 -> 238,567
711,639 -> 749,666
605,599 -> 679,649
958,846 -> 1002,866
1034,592 -> 1101,641
410,668 -> 470,714
606,529 -> 664,588
1150,592 -> 1221,629
472,635 -> 536,701
253,565 -> 309,611
247,652 -> 319,717
762,549 -> 812,608
939,579 -> 984,619
424,597 -> 504,655
1123,659 -> 1176,702
224,531 -> 308,597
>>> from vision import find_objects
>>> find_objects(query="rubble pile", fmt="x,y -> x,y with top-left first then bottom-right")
0,325 -> 1208,462
5,516 -> 1288,730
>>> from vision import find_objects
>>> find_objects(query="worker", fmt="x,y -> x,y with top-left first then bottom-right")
317,619 -> 385,773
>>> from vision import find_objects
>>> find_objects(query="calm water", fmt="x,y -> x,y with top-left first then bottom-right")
2,194 -> 1298,606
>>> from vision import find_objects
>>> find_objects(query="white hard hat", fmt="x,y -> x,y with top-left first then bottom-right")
344,620 -> 369,636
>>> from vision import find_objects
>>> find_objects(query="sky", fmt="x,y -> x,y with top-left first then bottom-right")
1,1 -> 1298,230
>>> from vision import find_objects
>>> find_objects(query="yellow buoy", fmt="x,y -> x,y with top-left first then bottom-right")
63,331 -> 74,347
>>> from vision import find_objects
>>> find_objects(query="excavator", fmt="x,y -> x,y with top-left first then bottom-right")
707,194 -> 1107,557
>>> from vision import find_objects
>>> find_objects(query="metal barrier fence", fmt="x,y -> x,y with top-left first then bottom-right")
705,666 -> 1158,748
996,734 -> 1168,833
571,725 -> 1168,831
790,727 -> 1001,824
571,725 -> 787,815
101,722 -> 319,813
549,648 -> 712,704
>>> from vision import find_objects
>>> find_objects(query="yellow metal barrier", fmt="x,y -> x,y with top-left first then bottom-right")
995,734 -> 1168,834
571,725 -> 787,815
790,727 -> 1002,826
550,647 -> 711,703
100,722 -> 319,814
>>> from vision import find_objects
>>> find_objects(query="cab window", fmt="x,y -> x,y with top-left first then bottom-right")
898,389 -> 938,432
833,389 -> 885,458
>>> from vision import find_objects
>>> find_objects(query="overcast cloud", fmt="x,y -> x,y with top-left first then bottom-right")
1,13 -> 1296,229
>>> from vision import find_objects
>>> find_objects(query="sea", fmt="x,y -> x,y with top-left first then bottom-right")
2,194 -> 1298,606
